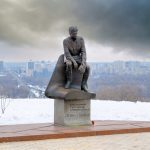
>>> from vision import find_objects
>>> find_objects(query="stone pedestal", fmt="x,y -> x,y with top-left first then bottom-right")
54,99 -> 91,126
45,54 -> 96,126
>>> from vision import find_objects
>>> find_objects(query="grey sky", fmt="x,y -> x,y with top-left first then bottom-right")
0,0 -> 150,61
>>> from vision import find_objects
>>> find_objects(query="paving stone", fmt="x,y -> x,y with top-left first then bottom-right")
0,132 -> 150,150
0,120 -> 150,143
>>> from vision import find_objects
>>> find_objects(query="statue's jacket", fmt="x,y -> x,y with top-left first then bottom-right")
63,36 -> 86,65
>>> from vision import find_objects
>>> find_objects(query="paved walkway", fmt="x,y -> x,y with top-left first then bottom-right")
1,120 -> 150,142
0,132 -> 150,150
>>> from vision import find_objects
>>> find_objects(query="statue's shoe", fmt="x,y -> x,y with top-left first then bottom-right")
65,81 -> 71,89
81,85 -> 89,92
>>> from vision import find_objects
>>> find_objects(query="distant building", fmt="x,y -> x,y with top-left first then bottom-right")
45,63 -> 51,72
4,62 -> 26,75
28,61 -> 34,70
0,61 -> 4,72
34,63 -> 42,72
26,61 -> 34,76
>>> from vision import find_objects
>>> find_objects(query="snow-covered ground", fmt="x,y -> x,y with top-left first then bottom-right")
0,99 -> 150,125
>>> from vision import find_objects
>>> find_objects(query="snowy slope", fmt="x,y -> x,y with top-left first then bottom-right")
0,99 -> 150,125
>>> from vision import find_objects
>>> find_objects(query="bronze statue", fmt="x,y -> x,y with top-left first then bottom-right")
45,26 -> 96,100
63,26 -> 90,92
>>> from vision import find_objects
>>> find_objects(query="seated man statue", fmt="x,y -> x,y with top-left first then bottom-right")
63,26 -> 90,92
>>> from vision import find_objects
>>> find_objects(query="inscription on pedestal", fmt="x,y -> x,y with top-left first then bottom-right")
65,101 -> 90,124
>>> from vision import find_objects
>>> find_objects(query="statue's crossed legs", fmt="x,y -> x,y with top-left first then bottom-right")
65,60 -> 90,92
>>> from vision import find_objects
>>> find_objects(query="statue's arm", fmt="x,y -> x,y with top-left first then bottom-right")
80,38 -> 87,66
63,39 -> 76,63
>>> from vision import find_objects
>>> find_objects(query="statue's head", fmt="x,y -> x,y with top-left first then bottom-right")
69,26 -> 78,39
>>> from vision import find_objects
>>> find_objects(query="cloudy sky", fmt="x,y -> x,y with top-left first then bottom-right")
0,0 -> 150,62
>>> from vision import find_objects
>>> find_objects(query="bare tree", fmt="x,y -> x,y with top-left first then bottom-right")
0,95 -> 10,117
97,84 -> 143,102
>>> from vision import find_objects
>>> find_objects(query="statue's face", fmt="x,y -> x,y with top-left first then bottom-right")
70,31 -> 78,39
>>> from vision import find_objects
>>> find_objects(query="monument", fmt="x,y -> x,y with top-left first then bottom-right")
45,26 -> 96,126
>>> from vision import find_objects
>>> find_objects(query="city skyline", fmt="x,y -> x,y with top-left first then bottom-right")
1,57 -> 150,99
2,60 -> 150,76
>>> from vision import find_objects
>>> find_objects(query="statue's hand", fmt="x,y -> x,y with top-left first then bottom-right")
73,61 -> 78,69
78,64 -> 86,74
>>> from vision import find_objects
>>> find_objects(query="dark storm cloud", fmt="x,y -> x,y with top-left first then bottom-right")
0,0 -> 72,46
71,0 -> 150,57
0,0 -> 150,59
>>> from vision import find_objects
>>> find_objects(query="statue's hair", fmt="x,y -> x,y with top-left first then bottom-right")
69,26 -> 78,34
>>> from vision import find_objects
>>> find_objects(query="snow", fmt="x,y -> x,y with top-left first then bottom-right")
0,99 -> 150,125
